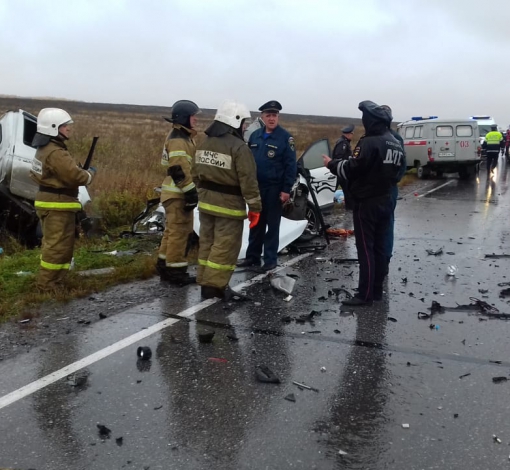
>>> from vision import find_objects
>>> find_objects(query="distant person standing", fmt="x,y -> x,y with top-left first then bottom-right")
483,124 -> 503,175
30,108 -> 96,291
157,100 -> 200,286
323,101 -> 404,306
193,100 -> 261,300
238,100 -> 297,271
332,124 -> 355,209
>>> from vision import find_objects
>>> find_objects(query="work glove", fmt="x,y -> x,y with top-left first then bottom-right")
248,211 -> 260,229
183,187 -> 198,211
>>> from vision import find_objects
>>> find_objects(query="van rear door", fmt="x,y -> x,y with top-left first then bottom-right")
454,123 -> 479,162
433,124 -> 456,163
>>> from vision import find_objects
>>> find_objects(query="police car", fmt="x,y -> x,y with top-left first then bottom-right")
398,116 -> 481,179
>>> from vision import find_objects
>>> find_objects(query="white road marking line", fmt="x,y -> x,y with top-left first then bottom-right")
416,180 -> 455,198
0,251 -> 313,411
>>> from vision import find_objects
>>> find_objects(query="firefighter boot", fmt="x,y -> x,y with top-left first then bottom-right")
156,259 -> 170,281
166,266 -> 196,287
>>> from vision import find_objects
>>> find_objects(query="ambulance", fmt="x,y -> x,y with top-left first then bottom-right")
398,116 -> 481,179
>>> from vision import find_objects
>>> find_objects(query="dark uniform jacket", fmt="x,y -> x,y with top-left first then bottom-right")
332,135 -> 352,161
30,139 -> 93,212
328,116 -> 404,201
193,121 -> 262,220
248,125 -> 297,194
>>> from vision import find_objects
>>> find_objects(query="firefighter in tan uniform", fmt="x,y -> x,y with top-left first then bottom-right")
157,100 -> 200,285
193,100 -> 262,300
30,108 -> 96,291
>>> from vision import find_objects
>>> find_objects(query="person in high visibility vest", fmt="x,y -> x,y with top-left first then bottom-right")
483,124 -> 503,174
30,108 -> 96,291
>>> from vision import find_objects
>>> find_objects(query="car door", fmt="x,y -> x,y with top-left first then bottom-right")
300,138 -> 335,209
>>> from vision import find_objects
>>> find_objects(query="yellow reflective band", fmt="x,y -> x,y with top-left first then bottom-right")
182,182 -> 196,193
161,184 -> 183,193
41,259 -> 70,270
198,202 -> 246,217
168,150 -> 192,159
166,262 -> 188,268
34,201 -> 82,210
198,259 -> 236,271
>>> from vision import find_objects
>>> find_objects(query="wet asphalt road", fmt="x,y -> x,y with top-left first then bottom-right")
2,160 -> 510,470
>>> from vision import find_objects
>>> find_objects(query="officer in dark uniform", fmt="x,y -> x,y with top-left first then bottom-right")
332,124 -> 355,208
323,100 -> 404,306
332,124 -> 354,161
238,100 -> 297,271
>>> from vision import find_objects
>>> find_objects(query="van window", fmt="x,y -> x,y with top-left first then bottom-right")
436,126 -> 453,137
23,116 -> 37,148
456,125 -> 473,137
404,127 -> 414,139
413,126 -> 423,138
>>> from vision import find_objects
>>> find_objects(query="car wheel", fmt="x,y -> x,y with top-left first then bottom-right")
417,165 -> 430,179
305,201 -> 320,234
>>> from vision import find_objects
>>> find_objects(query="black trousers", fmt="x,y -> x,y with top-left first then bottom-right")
353,196 -> 393,301
486,150 -> 499,173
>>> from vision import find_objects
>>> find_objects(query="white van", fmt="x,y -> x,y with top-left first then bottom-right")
398,117 -> 481,179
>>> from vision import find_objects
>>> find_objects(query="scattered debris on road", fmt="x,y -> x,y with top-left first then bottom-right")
492,376 -> 508,384
198,330 -> 215,343
137,346 -> 152,360
97,424 -> 112,438
292,381 -> 319,392
426,247 -> 443,256
256,365 -> 281,384
284,393 -> 296,403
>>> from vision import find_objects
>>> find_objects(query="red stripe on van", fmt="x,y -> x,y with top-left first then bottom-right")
405,140 -> 427,146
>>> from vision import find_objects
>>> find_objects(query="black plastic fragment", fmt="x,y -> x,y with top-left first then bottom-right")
198,330 -> 215,343
137,346 -> 152,360
256,365 -> 281,384
116,437 -> 123,446
459,373 -> 471,379
387,317 -> 397,322
492,376 -> 508,384
284,393 -> 296,403
97,424 -> 112,438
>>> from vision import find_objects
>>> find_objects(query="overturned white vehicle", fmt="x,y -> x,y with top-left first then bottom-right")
0,109 -> 92,246
131,138 -> 337,257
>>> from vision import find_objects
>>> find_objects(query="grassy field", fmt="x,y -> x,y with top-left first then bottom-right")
0,96 -> 394,320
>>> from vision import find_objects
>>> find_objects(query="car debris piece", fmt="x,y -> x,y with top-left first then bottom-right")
97,424 -> 112,438
19,319 -> 31,324
320,367 -> 327,372
208,357 -> 228,364
292,381 -> 319,392
78,267 -> 116,277
333,329 -> 341,334
387,317 -> 398,322
198,330 -> 215,343
402,423 -> 410,429
256,365 -> 281,384
284,295 -> 293,302
478,289 -> 489,294
418,312 -> 431,319
67,372 -> 88,387
331,287 -> 353,298
446,265 -> 458,276
426,247 -> 443,256
338,449 -> 348,456
401,277 -> 408,284
459,373 -> 471,379
137,346 -> 152,360
270,274 -> 296,295
284,393 -> 296,403
485,254 -> 510,259
454,413 -> 459,418
116,437 -> 124,446
296,310 -> 321,324
498,282 -> 510,287
492,376 -> 508,384
326,228 -> 354,238
493,434 -> 502,443
99,313 -> 107,320
103,249 -> 139,256
499,288 -> 510,298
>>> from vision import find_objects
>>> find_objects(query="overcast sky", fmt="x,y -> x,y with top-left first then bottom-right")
1,0 -> 509,125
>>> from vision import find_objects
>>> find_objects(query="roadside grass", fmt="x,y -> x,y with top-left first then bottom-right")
0,234 -> 160,321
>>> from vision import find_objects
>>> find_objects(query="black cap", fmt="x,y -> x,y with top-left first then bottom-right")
259,100 -> 282,113
341,124 -> 355,133
358,100 -> 392,124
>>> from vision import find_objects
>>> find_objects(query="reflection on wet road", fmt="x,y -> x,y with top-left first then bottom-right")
2,160 -> 510,469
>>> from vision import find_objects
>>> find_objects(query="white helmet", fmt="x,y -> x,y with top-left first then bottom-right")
37,108 -> 74,137
214,100 -> 251,129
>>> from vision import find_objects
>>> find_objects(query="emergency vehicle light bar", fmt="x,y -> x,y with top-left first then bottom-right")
471,115 -> 491,120
411,116 -> 438,121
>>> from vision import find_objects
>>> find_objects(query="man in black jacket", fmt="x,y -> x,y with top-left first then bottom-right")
323,101 -> 404,306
